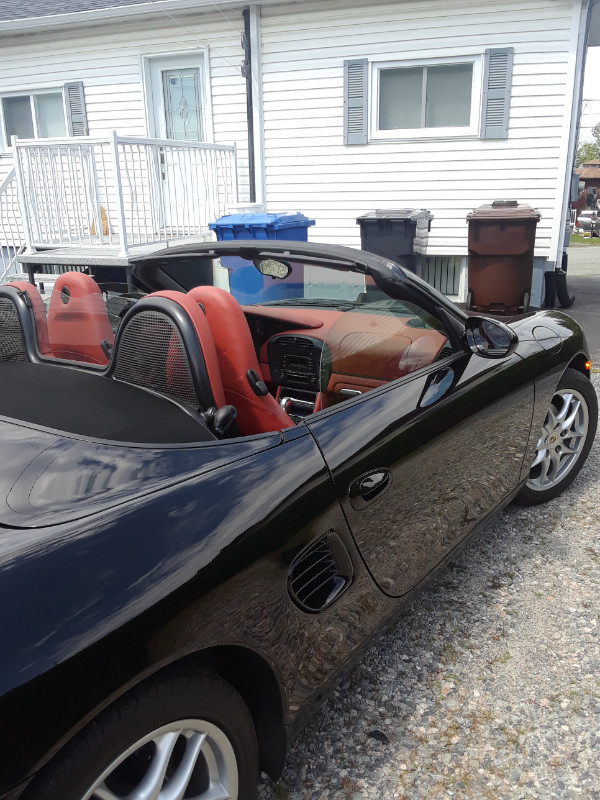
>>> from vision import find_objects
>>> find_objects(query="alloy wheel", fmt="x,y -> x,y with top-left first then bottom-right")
526,388 -> 589,492
81,719 -> 238,800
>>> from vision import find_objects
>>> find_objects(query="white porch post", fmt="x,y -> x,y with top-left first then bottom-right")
109,130 -> 129,257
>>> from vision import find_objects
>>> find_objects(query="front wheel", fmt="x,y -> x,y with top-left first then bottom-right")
23,669 -> 259,800
516,368 -> 597,506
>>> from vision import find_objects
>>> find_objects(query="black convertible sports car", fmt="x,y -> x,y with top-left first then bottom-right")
0,240 -> 597,800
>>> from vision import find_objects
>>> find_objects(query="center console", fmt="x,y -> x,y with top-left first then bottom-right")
267,334 -> 323,417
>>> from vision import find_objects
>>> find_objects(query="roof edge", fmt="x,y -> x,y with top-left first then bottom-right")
0,0 -> 294,34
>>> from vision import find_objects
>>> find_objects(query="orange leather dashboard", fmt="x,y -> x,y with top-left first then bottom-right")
244,304 -> 448,406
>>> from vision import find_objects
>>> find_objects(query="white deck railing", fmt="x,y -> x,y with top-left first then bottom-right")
12,133 -> 238,256
0,169 -> 26,282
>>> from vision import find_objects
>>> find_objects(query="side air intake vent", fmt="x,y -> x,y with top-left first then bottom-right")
288,532 -> 353,613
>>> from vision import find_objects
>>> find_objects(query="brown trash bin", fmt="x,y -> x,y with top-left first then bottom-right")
467,200 -> 541,314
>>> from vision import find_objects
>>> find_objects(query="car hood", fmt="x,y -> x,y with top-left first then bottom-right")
0,418 -> 278,529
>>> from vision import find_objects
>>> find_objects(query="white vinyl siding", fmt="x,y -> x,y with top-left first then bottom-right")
260,0 -> 580,261
0,0 -> 583,268
0,12 -> 250,197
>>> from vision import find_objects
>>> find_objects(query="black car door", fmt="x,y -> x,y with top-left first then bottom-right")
306,302 -> 534,598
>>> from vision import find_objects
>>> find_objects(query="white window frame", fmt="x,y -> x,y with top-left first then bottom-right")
0,88 -> 68,151
370,55 -> 483,141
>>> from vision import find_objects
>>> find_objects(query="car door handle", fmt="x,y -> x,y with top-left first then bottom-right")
348,469 -> 392,510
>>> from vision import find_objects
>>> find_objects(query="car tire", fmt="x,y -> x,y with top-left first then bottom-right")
516,368 -> 598,506
23,668 -> 258,800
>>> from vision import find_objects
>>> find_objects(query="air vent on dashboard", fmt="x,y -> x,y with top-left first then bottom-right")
277,336 -> 296,348
288,532 -> 353,613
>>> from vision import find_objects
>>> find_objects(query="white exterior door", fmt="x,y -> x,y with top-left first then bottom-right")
147,53 -> 211,232
148,53 -> 208,142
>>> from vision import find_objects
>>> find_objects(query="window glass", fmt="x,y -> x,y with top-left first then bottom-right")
425,64 -> 472,127
3,96 -> 34,140
379,67 -> 422,130
231,257 -> 454,413
162,68 -> 203,141
377,61 -> 474,132
320,299 -> 452,409
3,92 -> 67,142
34,93 -> 67,138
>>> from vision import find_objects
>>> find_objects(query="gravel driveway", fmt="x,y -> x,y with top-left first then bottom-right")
259,374 -> 600,800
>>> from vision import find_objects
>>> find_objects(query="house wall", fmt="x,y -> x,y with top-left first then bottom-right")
0,10 -> 250,193
0,0 -> 585,294
259,0 -> 582,263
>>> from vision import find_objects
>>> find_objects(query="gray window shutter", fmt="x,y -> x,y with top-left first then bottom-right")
480,48 -> 513,139
64,81 -> 89,136
344,59 -> 368,145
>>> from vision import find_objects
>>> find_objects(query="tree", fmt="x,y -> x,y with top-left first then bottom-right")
576,122 -> 600,166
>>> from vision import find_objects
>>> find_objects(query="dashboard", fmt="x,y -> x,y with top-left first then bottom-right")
242,303 -> 450,419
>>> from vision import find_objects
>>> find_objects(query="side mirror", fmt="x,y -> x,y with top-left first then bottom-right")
464,316 -> 518,359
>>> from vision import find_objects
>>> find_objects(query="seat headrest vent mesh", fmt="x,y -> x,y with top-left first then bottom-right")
113,310 -> 198,408
0,298 -> 27,362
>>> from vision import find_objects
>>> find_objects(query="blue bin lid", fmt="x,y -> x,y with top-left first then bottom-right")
209,212 -> 315,230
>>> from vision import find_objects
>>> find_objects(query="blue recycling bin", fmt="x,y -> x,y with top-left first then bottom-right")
209,212 -> 315,304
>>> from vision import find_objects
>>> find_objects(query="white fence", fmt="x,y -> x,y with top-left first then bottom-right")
0,169 -> 26,282
570,208 -> 578,230
11,133 -> 238,255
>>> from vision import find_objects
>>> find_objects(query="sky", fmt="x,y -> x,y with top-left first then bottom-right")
580,46 -> 600,141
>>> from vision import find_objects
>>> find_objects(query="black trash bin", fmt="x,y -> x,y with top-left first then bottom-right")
467,200 -> 541,314
356,209 -> 433,272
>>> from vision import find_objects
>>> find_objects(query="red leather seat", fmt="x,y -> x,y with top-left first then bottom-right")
4,281 -> 52,356
47,272 -> 114,365
188,286 -> 294,435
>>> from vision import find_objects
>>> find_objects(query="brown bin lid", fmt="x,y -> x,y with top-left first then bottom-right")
467,200 -> 541,221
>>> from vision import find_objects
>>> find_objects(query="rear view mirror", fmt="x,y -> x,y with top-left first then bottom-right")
465,316 -> 518,359
253,259 -> 292,279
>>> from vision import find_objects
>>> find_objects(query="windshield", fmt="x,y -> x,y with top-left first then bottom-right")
220,254 -> 381,308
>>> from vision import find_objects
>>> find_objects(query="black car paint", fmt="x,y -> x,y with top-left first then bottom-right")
0,241 -> 592,799
307,349 -> 535,597
0,428 -> 400,796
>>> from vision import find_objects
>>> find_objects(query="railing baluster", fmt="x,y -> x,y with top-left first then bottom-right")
0,168 -> 26,281
7,135 -> 237,255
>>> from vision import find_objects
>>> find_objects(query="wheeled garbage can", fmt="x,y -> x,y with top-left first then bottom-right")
356,209 -> 433,272
209,212 -> 315,304
467,200 -> 541,314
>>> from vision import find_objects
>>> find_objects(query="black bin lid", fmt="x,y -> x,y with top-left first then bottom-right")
356,209 -> 434,223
